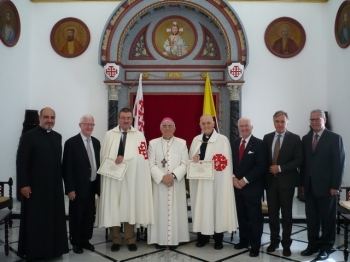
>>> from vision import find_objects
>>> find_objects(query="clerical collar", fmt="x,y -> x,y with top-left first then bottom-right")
162,136 -> 174,141
202,131 -> 213,141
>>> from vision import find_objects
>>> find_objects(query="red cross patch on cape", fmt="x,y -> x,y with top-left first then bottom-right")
138,141 -> 148,160
212,154 -> 228,171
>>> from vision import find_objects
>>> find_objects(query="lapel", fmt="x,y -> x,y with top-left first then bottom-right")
313,129 -> 329,153
76,134 -> 90,166
240,136 -> 255,164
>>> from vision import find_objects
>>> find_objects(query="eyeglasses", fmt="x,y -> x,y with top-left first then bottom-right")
239,124 -> 251,128
120,117 -> 132,121
81,123 -> 95,127
309,118 -> 322,123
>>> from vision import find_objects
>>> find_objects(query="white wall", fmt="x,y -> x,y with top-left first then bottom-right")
0,0 -> 349,187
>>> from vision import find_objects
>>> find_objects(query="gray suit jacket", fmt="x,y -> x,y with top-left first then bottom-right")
300,128 -> 345,197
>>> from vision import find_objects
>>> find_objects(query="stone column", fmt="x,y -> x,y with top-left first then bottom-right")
227,83 -> 243,143
106,83 -> 122,130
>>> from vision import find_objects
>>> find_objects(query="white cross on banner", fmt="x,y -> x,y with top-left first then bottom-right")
133,73 -> 145,133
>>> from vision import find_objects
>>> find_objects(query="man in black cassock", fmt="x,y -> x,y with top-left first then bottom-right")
16,107 -> 69,260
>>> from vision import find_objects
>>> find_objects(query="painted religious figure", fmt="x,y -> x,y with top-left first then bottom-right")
272,25 -> 299,55
1,10 -> 15,42
153,16 -> 196,59
50,17 -> 90,58
0,0 -> 21,47
163,21 -> 188,57
265,17 -> 306,58
335,1 -> 350,48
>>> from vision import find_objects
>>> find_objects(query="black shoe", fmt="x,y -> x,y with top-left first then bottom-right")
234,242 -> 249,250
73,245 -> 83,254
169,245 -> 178,250
282,247 -> 291,257
128,244 -> 137,252
214,243 -> 223,250
300,247 -> 319,256
266,242 -> 279,252
249,248 -> 260,257
83,242 -> 95,251
316,251 -> 329,260
196,241 -> 206,247
111,244 -> 120,252
155,244 -> 166,249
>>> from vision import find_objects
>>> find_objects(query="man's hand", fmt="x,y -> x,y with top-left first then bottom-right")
161,174 -> 174,188
269,165 -> 279,175
238,178 -> 247,188
21,186 -> 31,198
192,154 -> 200,163
330,189 -> 339,196
115,155 -> 124,164
68,191 -> 76,201
233,177 -> 242,189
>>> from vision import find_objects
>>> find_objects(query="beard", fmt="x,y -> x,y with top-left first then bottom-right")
67,36 -> 74,42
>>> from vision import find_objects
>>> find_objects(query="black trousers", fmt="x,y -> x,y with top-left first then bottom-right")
69,181 -> 96,246
305,183 -> 337,253
235,194 -> 263,249
266,179 -> 295,247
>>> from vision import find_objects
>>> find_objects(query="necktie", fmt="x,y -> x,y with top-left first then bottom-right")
312,133 -> 319,152
122,132 -> 127,150
272,134 -> 281,165
238,140 -> 246,163
86,138 -> 96,181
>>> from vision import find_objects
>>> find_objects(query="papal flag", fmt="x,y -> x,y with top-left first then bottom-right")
203,72 -> 219,132
133,73 -> 145,133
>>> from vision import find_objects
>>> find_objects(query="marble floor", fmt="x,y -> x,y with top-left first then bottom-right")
0,197 -> 348,262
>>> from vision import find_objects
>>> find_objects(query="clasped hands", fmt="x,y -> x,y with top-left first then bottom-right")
162,173 -> 174,188
233,177 -> 247,189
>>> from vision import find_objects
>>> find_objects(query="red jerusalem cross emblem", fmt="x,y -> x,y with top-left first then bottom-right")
104,63 -> 120,80
227,62 -> 244,81
212,154 -> 228,171
138,142 -> 148,160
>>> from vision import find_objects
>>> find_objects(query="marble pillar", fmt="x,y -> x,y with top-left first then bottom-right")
106,84 -> 122,130
227,84 -> 242,143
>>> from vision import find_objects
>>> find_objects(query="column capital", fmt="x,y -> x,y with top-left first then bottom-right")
106,83 -> 122,101
226,84 -> 243,101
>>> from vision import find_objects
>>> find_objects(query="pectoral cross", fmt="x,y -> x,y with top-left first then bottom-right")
161,158 -> 167,167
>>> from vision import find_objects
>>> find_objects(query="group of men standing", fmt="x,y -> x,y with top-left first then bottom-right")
16,107 -> 344,262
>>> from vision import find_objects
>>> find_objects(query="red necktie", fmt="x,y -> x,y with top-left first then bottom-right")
239,140 -> 246,163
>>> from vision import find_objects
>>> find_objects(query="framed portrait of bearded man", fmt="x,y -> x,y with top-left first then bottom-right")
50,17 -> 90,58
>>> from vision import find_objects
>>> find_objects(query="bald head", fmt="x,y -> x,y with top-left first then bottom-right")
200,114 -> 215,136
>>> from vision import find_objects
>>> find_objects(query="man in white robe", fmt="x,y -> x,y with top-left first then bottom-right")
96,108 -> 153,252
147,118 -> 189,249
189,114 -> 238,250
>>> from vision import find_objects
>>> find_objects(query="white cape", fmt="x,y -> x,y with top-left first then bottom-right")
96,126 -> 154,228
189,130 -> 238,234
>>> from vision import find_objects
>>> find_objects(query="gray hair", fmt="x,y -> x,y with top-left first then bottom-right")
238,117 -> 252,126
80,114 -> 94,123
273,110 -> 289,120
310,109 -> 326,118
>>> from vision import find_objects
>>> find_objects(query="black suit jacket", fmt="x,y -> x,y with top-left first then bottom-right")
62,134 -> 101,198
231,135 -> 267,197
263,130 -> 302,189
300,128 -> 345,197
